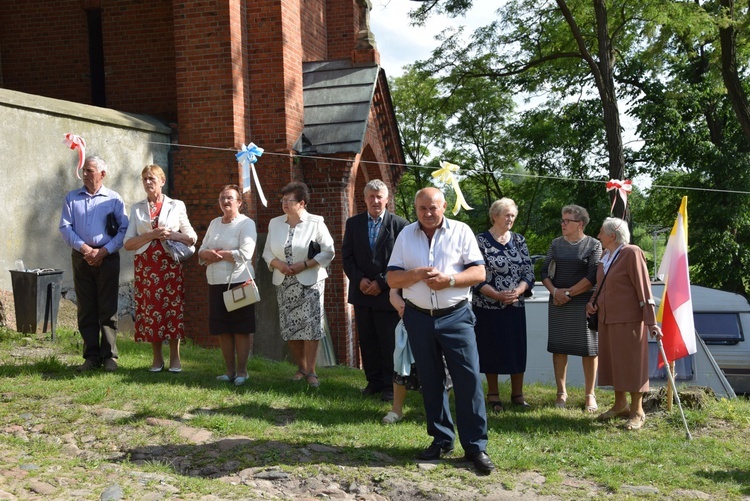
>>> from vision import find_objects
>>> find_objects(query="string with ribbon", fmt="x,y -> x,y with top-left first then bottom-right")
235,142 -> 267,207
606,179 -> 632,215
63,133 -> 87,179
431,161 -> 473,215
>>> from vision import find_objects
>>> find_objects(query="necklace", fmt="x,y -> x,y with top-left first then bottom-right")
489,228 -> 510,244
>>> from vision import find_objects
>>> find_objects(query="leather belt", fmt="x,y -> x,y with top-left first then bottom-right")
405,299 -> 468,317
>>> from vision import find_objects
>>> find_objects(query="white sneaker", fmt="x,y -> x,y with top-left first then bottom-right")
381,411 -> 403,424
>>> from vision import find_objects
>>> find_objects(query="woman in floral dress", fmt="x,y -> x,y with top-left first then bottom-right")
124,165 -> 197,372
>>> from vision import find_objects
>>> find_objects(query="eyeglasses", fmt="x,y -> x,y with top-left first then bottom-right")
281,198 -> 298,204
219,196 -> 237,201
560,218 -> 581,225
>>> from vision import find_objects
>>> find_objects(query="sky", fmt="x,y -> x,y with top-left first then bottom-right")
369,0 -> 497,77
367,0 -> 646,185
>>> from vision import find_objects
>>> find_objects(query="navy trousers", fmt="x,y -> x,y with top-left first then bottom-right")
403,303 -> 488,454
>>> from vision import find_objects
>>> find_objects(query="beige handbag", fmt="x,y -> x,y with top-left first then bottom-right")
222,254 -> 260,311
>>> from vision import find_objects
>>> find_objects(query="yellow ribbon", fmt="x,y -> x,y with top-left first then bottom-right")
431,161 -> 473,215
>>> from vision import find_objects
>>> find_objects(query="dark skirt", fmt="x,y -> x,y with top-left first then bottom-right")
474,305 -> 527,374
546,293 -> 597,357
208,283 -> 255,335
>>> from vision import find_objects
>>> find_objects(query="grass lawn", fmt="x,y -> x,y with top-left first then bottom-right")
0,326 -> 748,499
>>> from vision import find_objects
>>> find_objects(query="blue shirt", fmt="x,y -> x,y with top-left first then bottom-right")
59,185 -> 129,254
367,212 -> 384,249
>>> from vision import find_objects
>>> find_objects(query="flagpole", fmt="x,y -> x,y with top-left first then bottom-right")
658,339 -> 693,440
666,362 -> 675,411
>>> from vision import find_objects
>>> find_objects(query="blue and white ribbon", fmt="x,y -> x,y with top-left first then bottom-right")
235,142 -> 267,206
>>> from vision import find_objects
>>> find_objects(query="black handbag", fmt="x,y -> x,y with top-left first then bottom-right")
106,212 -> 119,237
308,240 -> 321,259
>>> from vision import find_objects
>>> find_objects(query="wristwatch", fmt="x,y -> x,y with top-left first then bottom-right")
449,275 -> 456,287
565,291 -> 571,298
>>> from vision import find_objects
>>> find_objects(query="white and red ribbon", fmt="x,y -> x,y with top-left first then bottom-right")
606,179 -> 632,214
63,133 -> 87,179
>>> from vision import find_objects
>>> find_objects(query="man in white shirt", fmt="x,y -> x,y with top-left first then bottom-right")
387,187 -> 494,474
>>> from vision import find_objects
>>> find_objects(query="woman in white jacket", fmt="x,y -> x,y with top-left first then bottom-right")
262,182 -> 334,387
124,165 -> 197,372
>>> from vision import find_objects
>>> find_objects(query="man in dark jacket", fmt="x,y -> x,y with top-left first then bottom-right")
342,179 -> 408,401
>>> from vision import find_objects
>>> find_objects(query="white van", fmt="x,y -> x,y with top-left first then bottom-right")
651,283 -> 749,395
521,283 -> 743,398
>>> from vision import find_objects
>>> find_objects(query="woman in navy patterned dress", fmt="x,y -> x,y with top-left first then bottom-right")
472,198 -> 535,411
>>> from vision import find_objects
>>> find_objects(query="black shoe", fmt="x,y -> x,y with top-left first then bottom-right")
464,451 -> 495,473
417,442 -> 454,460
360,384 -> 380,396
381,390 -> 394,402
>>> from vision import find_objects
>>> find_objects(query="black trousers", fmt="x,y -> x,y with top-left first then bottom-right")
354,305 -> 399,390
72,251 -> 120,362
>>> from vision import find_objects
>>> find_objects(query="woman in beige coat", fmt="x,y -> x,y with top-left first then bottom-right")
586,217 -> 662,430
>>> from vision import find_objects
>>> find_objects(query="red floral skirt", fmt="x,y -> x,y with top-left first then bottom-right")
133,240 -> 185,342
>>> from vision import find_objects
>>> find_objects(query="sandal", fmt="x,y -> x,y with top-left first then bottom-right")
511,394 -> 531,408
486,393 -> 504,412
584,394 -> 598,413
381,411 -> 403,424
596,406 -> 631,422
291,370 -> 307,381
625,412 -> 646,430
555,392 -> 567,409
306,373 -> 320,388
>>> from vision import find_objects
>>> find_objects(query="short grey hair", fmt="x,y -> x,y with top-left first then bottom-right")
364,179 -> 388,197
489,197 -> 517,223
85,155 -> 108,173
562,204 -> 590,226
601,217 -> 630,244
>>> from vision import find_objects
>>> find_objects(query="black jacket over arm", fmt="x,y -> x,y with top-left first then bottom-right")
342,211 -> 408,311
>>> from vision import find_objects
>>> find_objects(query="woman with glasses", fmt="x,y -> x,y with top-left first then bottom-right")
540,204 -> 602,411
197,184 -> 257,386
124,164 -> 197,373
262,182 -> 335,387
586,218 -> 662,430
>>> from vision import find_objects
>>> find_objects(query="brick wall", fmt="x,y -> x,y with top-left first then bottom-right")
0,1 -> 91,104
300,0 -> 328,61
103,0 -> 177,121
326,0 -> 358,61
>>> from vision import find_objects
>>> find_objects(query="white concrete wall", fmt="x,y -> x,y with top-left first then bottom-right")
0,88 -> 171,292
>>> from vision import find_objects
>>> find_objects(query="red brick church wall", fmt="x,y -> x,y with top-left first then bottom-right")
1,0 -> 404,366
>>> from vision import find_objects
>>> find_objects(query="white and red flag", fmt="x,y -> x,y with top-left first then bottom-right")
657,196 -> 697,367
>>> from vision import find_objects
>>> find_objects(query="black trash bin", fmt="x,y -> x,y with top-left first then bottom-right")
9,269 -> 64,339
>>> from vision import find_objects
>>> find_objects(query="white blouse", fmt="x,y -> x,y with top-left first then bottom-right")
198,215 -> 257,285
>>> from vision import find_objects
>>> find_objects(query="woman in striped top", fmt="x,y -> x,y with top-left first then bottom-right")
540,205 -> 602,412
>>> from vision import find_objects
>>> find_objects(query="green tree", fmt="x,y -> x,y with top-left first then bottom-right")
389,66 -> 451,220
